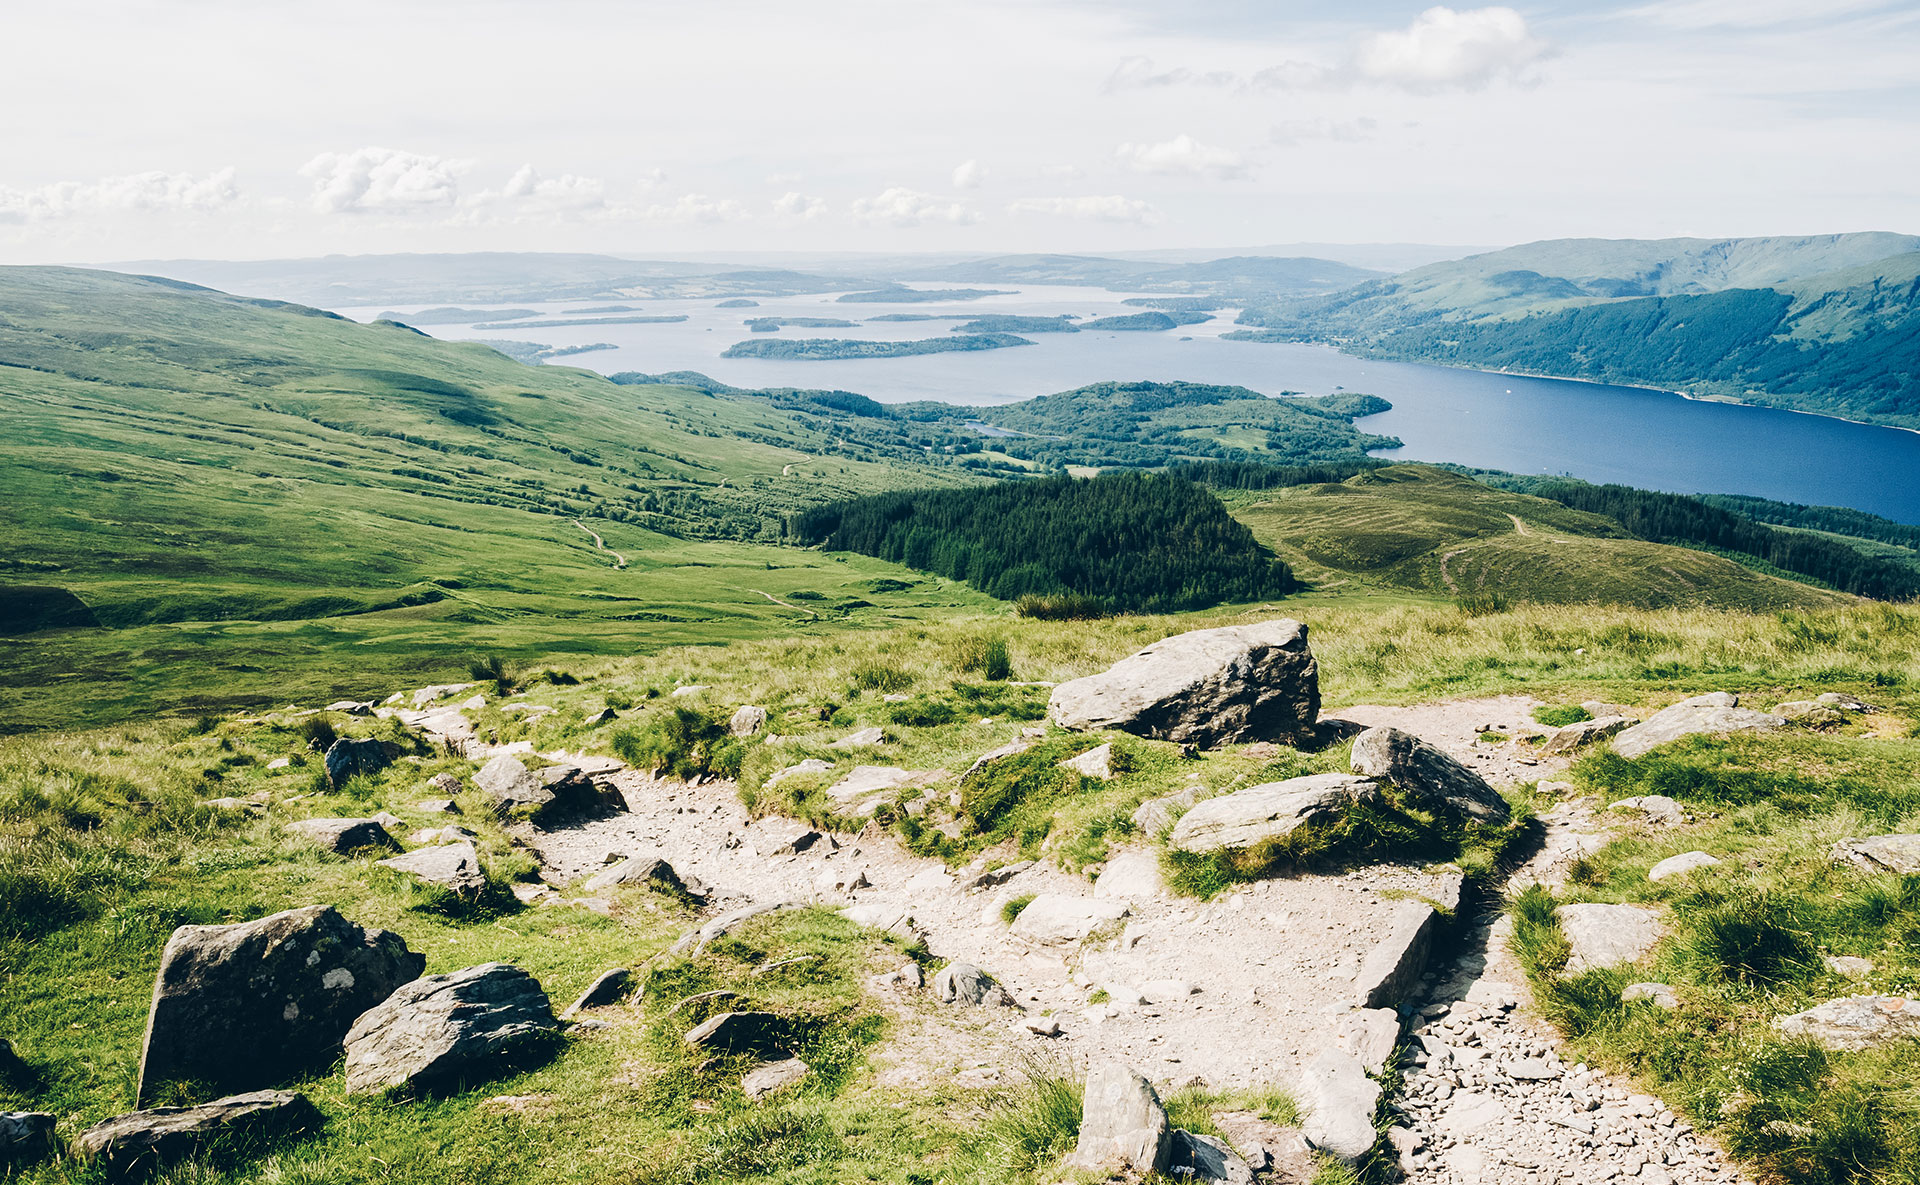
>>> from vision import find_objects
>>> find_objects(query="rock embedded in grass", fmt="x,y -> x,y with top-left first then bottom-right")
75,1091 -> 320,1179
1168,772 -> 1379,853
1047,619 -> 1320,749
1773,994 -> 1920,1050
828,726 -> 889,748
1831,833 -> 1920,875
1349,726 -> 1511,823
1542,714 -> 1637,754
286,817 -> 399,855
741,1058 -> 809,1099
1772,700 -> 1851,728
1647,850 -> 1720,882
136,905 -> 425,1104
0,1111 -> 55,1163
684,1011 -> 784,1057
1621,982 -> 1680,1008
1066,1062 -> 1172,1174
1610,692 -> 1786,759
562,969 -> 632,1018
1554,903 -> 1665,973
1058,741 -> 1115,779
728,704 -> 767,736
377,841 -> 487,898
764,758 -> 832,790
343,963 -> 559,1094
323,736 -> 393,788
1607,795 -> 1684,826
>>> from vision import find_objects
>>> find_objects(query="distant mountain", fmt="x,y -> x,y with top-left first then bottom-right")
919,252 -> 1382,297
1241,233 -> 1920,428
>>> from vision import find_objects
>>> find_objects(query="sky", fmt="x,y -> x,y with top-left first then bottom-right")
1,0 -> 1915,263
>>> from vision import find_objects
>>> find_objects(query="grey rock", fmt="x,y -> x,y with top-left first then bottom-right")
563,969 -> 632,1018
1611,693 -> 1786,759
1354,900 -> 1439,1009
1648,850 -> 1720,882
285,817 -> 398,855
1833,834 -> 1920,876
1556,903 -> 1665,973
1066,1062 -> 1171,1173
829,726 -> 888,749
1824,954 -> 1875,979
322,737 -> 392,787
1774,995 -> 1920,1050
343,963 -> 559,1093
741,1058 -> 809,1099
585,854 -> 693,896
474,755 -> 546,814
764,758 -> 833,790
1168,1128 -> 1256,1185
1610,795 -> 1685,826
75,1091 -> 320,1178
825,765 -> 932,815
406,825 -> 476,847
840,901 -> 922,941
671,900 -> 804,955
1773,700 -> 1851,728
325,699 -> 374,715
932,962 -> 1013,1006
378,842 -> 486,897
197,796 -> 264,813
961,860 -> 1033,890
1621,982 -> 1679,1009
1048,619 -> 1321,749
1059,741 -> 1115,779
1142,979 -> 1196,1003
1169,773 -> 1379,853
1093,849 -> 1164,900
1336,1007 -> 1402,1074
427,772 -> 464,796
1581,699 -> 1636,718
415,799 -> 460,817
729,705 -> 768,737
684,1011 -> 784,1057
135,905 -> 423,1104
1543,715 -> 1637,754
1007,894 -> 1129,945
963,738 -> 1034,779
584,707 -> 619,726
0,1111 -> 55,1163
1818,691 -> 1874,711
1296,1048 -> 1380,1164
1350,727 -> 1511,822
1131,785 -> 1205,836
751,820 -> 826,857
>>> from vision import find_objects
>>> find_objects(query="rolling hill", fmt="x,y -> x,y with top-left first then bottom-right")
1240,234 -> 1920,428
1222,466 -> 1850,610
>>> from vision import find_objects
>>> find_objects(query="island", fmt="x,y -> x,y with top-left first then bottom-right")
476,340 -> 618,365
715,298 -> 759,308
1077,310 -> 1210,331
948,315 -> 1080,334
720,333 -> 1033,359
744,317 -> 861,332
834,287 -> 1016,303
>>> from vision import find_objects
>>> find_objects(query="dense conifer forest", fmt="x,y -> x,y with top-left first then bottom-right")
787,471 -> 1298,611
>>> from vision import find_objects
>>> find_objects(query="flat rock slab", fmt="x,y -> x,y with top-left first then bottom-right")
1610,795 -> 1684,826
286,817 -> 397,855
1048,619 -> 1321,749
1167,1128 -> 1256,1185
1350,726 -> 1511,822
563,969 -> 632,1017
1354,900 -> 1439,1009
1336,1007 -> 1402,1074
378,842 -> 486,897
1296,1048 -> 1380,1164
685,1011 -> 784,1057
1170,773 -> 1378,854
343,963 -> 558,1094
1774,995 -> 1920,1050
1094,849 -> 1165,900
136,905 -> 423,1105
1648,850 -> 1720,882
1832,834 -> 1920,876
741,1057 -> 809,1099
1066,1062 -> 1171,1173
1556,903 -> 1664,974
76,1091 -> 320,1178
1612,693 -> 1785,759
1008,893 -> 1130,945
1543,715 -> 1636,754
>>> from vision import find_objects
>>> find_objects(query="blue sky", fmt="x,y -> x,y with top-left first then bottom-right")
2,0 -> 1914,262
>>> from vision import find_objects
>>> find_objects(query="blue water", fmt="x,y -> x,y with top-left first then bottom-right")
346,284 -> 1920,525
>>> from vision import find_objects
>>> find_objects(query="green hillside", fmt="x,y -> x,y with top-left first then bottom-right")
0,266 -> 992,731
1241,234 -> 1920,427
1222,466 -> 1851,610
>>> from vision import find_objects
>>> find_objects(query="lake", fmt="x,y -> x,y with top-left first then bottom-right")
344,284 -> 1920,524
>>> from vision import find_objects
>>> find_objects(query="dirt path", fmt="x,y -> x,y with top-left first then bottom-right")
742,588 -> 819,619
572,520 -> 628,569
1506,513 -> 1531,536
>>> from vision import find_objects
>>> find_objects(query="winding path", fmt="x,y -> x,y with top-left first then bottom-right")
572,520 -> 628,569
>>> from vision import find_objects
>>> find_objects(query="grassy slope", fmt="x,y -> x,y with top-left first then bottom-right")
1224,466 -> 1850,610
0,266 -> 996,732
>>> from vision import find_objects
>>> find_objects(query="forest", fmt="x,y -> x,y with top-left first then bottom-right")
787,471 -> 1298,612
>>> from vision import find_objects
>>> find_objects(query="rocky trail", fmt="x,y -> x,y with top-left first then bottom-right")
388,682 -> 1756,1184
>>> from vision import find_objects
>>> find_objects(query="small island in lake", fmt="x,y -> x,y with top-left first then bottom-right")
721,333 -> 1034,359
745,317 -> 860,332
834,287 -> 1015,303
949,314 -> 1080,334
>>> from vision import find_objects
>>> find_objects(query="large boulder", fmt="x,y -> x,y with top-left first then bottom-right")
1295,1049 -> 1380,1164
1542,715 -> 1636,754
342,963 -> 559,1094
1832,834 -> 1920,876
1774,995 -> 1920,1050
377,842 -> 486,898
1169,773 -> 1378,853
932,962 -> 1013,1006
1008,894 -> 1129,945
1555,903 -> 1664,973
75,1091 -> 320,1178
1611,693 -> 1786,759
1349,727 -> 1510,823
135,906 -> 424,1104
285,817 -> 398,855
729,705 -> 768,737
1065,1062 -> 1171,1174
322,737 -> 393,788
1048,620 -> 1320,748
475,756 -> 612,821
1353,901 -> 1439,1009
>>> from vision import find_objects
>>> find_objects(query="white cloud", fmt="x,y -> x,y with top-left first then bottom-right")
1115,134 -> 1248,179
772,191 -> 827,219
1270,117 -> 1380,144
951,159 -> 987,189
1349,6 -> 1552,91
1007,194 -> 1161,224
501,165 -> 607,212
1042,163 -> 1087,180
850,187 -> 979,226
1105,56 -> 1238,91
642,192 -> 750,222
300,147 -> 464,214
0,168 -> 240,222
